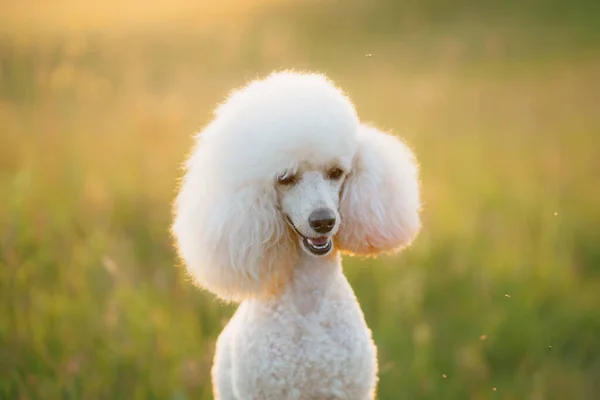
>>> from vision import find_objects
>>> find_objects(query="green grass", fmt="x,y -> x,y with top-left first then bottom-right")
1,1 -> 600,399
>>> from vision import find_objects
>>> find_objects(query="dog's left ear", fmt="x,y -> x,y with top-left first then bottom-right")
337,124 -> 421,256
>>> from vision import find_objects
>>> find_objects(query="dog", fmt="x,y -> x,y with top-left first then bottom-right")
172,71 -> 421,399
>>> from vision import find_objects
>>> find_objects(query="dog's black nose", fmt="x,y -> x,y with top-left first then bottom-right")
308,209 -> 336,234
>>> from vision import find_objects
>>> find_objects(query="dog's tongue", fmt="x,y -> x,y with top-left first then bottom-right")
310,237 -> 329,245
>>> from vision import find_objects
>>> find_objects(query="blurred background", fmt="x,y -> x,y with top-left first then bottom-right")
1,0 -> 599,399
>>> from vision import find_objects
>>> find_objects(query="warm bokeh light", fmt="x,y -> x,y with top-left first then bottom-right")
1,0 -> 290,32
1,1 -> 599,399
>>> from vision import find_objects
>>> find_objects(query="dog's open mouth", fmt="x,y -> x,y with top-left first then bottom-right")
286,216 -> 333,256
302,236 -> 333,256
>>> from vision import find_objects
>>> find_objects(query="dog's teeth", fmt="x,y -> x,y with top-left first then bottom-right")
307,239 -> 328,249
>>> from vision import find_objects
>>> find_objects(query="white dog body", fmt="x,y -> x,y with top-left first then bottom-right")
172,71 -> 421,399
213,254 -> 377,400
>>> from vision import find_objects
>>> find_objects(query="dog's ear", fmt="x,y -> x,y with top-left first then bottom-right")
172,129 -> 297,302
337,124 -> 421,256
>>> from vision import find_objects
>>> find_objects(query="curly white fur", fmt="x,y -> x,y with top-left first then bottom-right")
172,71 -> 421,399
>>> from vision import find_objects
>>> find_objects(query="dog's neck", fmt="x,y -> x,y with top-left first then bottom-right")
284,249 -> 342,315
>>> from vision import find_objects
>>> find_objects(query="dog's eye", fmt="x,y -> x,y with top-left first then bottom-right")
328,168 -> 344,180
277,173 -> 297,186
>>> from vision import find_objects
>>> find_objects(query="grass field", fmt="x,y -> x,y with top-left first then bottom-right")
1,1 -> 600,399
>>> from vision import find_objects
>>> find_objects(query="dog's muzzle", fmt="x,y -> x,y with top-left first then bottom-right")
285,215 -> 333,256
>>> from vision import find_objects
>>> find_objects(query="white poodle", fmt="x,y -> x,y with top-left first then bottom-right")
172,71 -> 421,400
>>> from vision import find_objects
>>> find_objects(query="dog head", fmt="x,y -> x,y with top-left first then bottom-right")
172,71 -> 421,301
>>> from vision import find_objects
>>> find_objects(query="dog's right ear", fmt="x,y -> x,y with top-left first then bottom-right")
337,124 -> 421,256
171,126 -> 297,302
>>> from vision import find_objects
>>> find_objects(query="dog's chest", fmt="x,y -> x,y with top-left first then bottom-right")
232,284 -> 377,399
